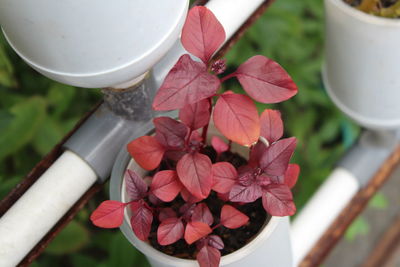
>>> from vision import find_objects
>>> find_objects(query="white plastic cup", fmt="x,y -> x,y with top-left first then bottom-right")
323,0 -> 400,129
0,0 -> 188,88
110,125 -> 293,267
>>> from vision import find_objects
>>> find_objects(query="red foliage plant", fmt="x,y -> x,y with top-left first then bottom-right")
91,6 -> 299,267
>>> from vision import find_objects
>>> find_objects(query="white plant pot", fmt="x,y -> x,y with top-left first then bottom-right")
0,0 -> 188,88
110,125 -> 293,267
323,0 -> 400,129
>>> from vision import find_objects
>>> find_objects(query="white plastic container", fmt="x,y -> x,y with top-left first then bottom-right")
323,0 -> 400,129
0,0 -> 188,88
110,125 -> 293,267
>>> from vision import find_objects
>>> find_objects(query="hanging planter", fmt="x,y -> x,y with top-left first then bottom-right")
323,0 -> 400,129
90,6 -> 299,267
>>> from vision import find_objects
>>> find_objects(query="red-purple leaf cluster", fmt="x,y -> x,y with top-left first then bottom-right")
228,114 -> 299,216
92,6 -> 300,267
152,6 -> 296,148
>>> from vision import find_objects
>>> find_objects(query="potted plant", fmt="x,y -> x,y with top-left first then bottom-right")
323,0 -> 400,130
91,6 -> 299,267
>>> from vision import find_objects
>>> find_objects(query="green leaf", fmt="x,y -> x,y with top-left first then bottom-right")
71,254 -> 98,267
0,176 -> 21,200
0,110 -> 14,132
32,116 -> 64,156
0,97 -> 46,161
108,233 -> 149,267
47,83 -> 76,118
345,216 -> 369,242
368,192 -> 388,209
46,221 -> 89,255
0,42 -> 16,88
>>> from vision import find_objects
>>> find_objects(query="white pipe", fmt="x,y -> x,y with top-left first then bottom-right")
0,151 -> 97,267
206,0 -> 264,42
291,168 -> 360,266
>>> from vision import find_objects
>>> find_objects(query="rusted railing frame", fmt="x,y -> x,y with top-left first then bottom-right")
300,145 -> 400,267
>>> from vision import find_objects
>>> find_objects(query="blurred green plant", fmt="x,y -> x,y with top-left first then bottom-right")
0,0 -> 360,265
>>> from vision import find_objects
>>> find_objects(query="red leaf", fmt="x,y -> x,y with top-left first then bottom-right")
181,187 -> 203,203
211,136 -> 229,154
207,235 -> 224,250
157,217 -> 184,245
151,170 -> 182,202
180,203 -> 196,217
181,6 -> 226,63
192,203 -> 214,226
217,192 -> 230,202
213,93 -> 260,146
127,136 -> 165,171
153,54 -> 220,110
154,117 -> 188,149
165,150 -> 186,162
90,200 -> 126,228
262,184 -> 296,216
211,162 -> 237,193
148,192 -> 162,206
177,152 -> 212,199
284,164 -> 300,188
270,163 -> 300,189
184,221 -> 212,244
260,109 -> 284,144
179,99 -> 211,130
125,170 -> 148,201
235,55 -> 298,103
256,174 -> 272,187
229,183 -> 263,203
220,205 -> 249,229
196,245 -> 221,267
130,201 -> 153,241
158,208 -> 177,222
260,137 -> 297,176
248,141 -> 268,167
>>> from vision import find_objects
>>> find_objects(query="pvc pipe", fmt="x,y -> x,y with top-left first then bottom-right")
206,0 -> 264,42
291,168 -> 360,266
0,151 -> 97,267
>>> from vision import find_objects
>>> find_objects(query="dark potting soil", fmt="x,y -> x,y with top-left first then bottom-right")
146,147 -> 270,259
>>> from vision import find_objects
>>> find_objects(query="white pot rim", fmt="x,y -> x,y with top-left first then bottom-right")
327,0 -> 400,26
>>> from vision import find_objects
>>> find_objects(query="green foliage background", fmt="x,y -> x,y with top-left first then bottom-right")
0,0 -> 359,266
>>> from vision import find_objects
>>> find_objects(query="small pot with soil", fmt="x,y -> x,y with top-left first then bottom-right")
108,124 -> 296,267
323,0 -> 400,129
91,6 -> 299,267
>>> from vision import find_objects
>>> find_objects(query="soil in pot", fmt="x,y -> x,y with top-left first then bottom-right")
344,0 -> 400,18
145,146 -> 270,260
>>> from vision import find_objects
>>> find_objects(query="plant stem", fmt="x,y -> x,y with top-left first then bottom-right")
220,72 -> 236,83
212,223 -> 222,230
201,98 -> 213,143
